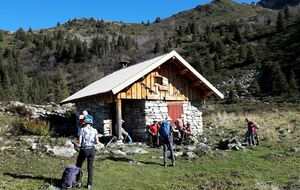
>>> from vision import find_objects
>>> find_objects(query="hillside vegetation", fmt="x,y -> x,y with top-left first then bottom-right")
0,0 -> 299,104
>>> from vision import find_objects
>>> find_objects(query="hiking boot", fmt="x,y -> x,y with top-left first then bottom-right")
172,161 -> 176,167
87,184 -> 92,189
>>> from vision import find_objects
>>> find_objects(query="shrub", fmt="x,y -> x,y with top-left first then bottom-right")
12,119 -> 51,136
0,115 -> 18,136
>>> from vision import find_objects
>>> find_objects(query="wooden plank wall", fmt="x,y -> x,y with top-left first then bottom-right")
117,60 -> 207,101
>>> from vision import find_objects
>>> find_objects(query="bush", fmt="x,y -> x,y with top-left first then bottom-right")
0,115 -> 17,136
11,119 -> 51,136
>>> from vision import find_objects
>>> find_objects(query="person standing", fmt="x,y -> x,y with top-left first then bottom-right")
245,118 -> 255,146
174,118 -> 185,145
159,116 -> 175,167
148,121 -> 159,147
76,118 -> 99,190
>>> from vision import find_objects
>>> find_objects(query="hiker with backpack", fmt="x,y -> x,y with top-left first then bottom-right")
76,118 -> 99,189
159,116 -> 175,167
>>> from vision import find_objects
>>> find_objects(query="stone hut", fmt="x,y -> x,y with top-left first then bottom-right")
61,51 -> 223,141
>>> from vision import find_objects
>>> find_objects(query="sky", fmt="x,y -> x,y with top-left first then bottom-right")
0,0 -> 259,31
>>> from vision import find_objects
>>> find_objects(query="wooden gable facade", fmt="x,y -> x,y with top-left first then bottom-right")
117,58 -> 215,101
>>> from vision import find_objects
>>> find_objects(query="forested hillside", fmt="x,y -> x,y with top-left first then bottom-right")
0,0 -> 299,104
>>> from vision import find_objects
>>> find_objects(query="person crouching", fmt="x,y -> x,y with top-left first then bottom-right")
76,118 -> 99,189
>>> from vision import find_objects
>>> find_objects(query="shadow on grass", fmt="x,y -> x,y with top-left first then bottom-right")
3,172 -> 61,187
106,156 -> 163,166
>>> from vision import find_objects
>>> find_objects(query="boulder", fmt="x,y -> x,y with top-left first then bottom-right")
174,151 -> 183,158
289,148 -> 300,152
29,143 -> 37,151
121,146 -> 149,154
44,144 -> 76,158
184,151 -> 197,159
111,150 -> 127,156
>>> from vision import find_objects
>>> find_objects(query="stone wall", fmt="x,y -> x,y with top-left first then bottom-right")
123,100 -> 203,140
182,101 -> 203,135
76,100 -> 113,136
144,100 -> 169,125
76,99 -> 203,140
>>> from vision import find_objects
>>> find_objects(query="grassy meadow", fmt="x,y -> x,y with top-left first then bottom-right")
0,102 -> 299,190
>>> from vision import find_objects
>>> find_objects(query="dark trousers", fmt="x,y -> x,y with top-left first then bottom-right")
76,147 -> 95,185
149,133 -> 159,147
179,130 -> 186,145
162,137 -> 175,165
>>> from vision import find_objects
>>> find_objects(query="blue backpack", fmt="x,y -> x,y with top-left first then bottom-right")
160,120 -> 171,139
61,165 -> 83,188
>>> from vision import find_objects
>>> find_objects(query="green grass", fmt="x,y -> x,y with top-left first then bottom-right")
0,103 -> 299,189
0,144 -> 299,190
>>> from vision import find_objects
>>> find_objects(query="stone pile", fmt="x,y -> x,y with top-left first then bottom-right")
218,138 -> 245,151
0,101 -> 75,119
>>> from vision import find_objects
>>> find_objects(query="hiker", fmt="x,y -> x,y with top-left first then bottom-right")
78,110 -> 94,135
76,118 -> 99,189
252,121 -> 260,145
185,123 -> 199,145
174,118 -> 185,145
245,118 -> 256,146
159,116 -> 175,167
120,120 -> 133,144
148,121 -> 159,147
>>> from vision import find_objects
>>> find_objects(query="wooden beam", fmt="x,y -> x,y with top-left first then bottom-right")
191,81 -> 203,87
115,98 -> 122,140
176,69 -> 189,76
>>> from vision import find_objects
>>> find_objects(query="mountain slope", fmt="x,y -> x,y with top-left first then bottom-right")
0,0 -> 299,103
258,0 -> 300,9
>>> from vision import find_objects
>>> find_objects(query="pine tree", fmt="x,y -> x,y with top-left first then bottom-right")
56,69 -> 69,102
239,45 -> 247,61
288,71 -> 299,96
276,12 -> 285,32
284,6 -> 290,20
271,64 -> 289,95
153,41 -> 161,54
155,17 -> 161,23
245,47 -> 257,65
227,88 -> 238,104
216,40 -> 226,57
0,30 -> 3,42
249,79 -> 261,96
233,25 -> 242,43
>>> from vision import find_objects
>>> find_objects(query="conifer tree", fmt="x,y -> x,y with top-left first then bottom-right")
249,79 -> 261,96
56,69 -> 69,101
153,41 -> 161,54
276,12 -> 285,32
271,64 -> 289,95
288,71 -> 299,96
233,25 -> 242,43
284,6 -> 290,20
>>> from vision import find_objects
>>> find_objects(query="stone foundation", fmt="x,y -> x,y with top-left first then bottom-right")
76,99 -> 203,140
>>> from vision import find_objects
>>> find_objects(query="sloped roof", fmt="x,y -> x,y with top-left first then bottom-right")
61,50 -> 223,104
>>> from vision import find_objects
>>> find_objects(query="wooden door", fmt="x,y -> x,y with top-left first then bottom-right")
167,102 -> 183,125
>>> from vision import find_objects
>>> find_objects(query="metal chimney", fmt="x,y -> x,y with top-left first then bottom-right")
119,60 -> 130,68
